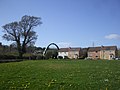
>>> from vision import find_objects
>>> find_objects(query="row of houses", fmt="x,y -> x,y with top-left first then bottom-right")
58,46 -> 117,60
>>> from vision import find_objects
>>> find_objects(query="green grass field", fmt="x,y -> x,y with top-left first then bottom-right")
0,59 -> 120,90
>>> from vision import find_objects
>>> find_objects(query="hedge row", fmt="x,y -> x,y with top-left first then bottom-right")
0,55 -> 19,60
0,59 -> 22,63
0,54 -> 45,60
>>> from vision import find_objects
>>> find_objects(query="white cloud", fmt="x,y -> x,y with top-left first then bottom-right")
57,42 -> 71,48
105,34 -> 120,40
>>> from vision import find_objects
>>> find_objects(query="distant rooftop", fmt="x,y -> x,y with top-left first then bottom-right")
88,46 -> 117,52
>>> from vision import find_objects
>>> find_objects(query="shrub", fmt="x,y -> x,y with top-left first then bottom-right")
29,55 -> 37,60
36,55 -> 44,60
58,56 -> 63,59
64,56 -> 69,59
0,55 -> 18,60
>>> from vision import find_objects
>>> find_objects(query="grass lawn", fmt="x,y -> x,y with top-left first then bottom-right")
0,59 -> 120,90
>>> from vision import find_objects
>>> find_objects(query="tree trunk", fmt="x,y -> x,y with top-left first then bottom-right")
17,42 -> 23,59
18,51 -> 23,59
22,43 -> 26,53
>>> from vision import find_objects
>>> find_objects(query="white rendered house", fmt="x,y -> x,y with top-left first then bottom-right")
58,47 -> 81,59
58,48 -> 69,58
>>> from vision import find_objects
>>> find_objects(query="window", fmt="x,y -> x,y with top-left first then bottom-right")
96,51 -> 98,53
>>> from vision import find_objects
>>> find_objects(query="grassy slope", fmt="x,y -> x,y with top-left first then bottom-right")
0,60 -> 120,90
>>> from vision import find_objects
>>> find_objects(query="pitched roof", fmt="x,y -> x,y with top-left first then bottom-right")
59,48 -> 69,52
88,47 -> 101,52
58,47 -> 81,52
101,46 -> 117,50
88,46 -> 117,52
69,48 -> 81,51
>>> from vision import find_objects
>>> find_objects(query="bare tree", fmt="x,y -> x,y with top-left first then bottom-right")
2,15 -> 42,58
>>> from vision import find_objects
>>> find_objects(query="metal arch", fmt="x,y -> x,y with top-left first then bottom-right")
43,43 -> 59,56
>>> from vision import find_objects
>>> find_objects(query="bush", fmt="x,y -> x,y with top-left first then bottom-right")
0,54 -> 45,61
64,56 -> 69,59
36,55 -> 44,60
0,54 -> 22,63
58,56 -> 63,59
29,55 -> 37,60
0,55 -> 19,60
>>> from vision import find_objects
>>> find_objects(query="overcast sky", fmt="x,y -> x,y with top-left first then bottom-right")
0,0 -> 120,48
